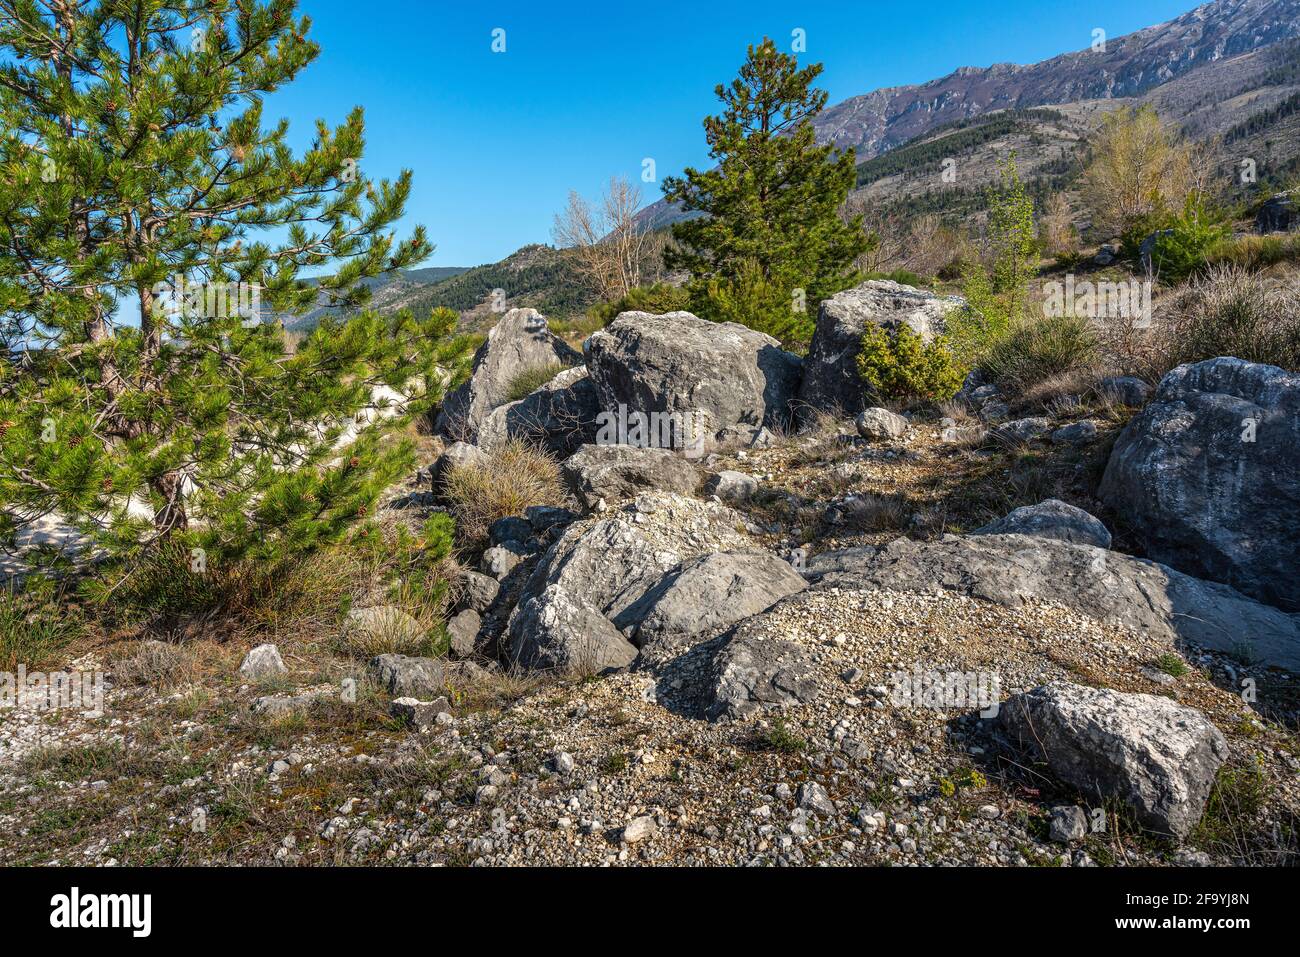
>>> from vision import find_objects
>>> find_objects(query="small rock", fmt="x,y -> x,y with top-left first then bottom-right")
856,407 -> 909,440
1049,805 -> 1089,843
621,815 -> 658,844
797,781 -> 835,817
446,609 -> 481,658
239,643 -> 288,680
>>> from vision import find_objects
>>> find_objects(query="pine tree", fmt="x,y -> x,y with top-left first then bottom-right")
662,38 -> 868,348
0,0 -> 472,577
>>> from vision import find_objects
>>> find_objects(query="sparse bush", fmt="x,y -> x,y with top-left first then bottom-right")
1190,760 -> 1287,864
587,283 -> 690,326
1040,192 -> 1080,259
750,719 -> 806,754
856,323 -> 963,402
836,492 -> 911,532
502,361 -> 570,403
1154,653 -> 1190,678
111,640 -> 195,690
981,313 -> 1101,394
1143,266 -> 1300,376
442,440 -> 565,545
1206,232 -> 1300,271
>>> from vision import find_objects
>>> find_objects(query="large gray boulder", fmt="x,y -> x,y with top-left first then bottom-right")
435,308 -> 581,442
1000,682 -> 1229,839
972,499 -> 1112,549
560,443 -> 701,508
819,533 -> 1300,671
798,280 -> 964,421
477,366 -> 599,458
1255,193 -> 1295,234
507,493 -> 750,672
508,584 -> 639,673
1099,357 -> 1300,612
585,311 -> 802,451
622,550 -> 807,645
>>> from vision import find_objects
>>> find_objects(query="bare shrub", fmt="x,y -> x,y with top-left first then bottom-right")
1099,266 -> 1300,380
1151,266 -> 1300,374
552,176 -> 650,301
1040,192 -> 1080,258
111,640 -> 196,690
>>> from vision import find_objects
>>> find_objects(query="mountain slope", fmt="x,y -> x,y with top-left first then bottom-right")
637,0 -> 1300,229
814,0 -> 1300,160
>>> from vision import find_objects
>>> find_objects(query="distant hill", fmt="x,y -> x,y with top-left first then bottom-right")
281,265 -> 471,331
399,244 -> 593,328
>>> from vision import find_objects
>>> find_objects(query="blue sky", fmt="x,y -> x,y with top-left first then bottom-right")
265,0 -> 1199,266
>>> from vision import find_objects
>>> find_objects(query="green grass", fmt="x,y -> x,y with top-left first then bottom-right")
0,585 -> 86,672
598,752 -> 629,775
502,361 -> 570,403
1153,653 -> 1190,678
1190,760 -> 1281,862
749,719 -> 807,754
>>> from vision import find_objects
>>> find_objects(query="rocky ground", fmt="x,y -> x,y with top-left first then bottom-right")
2,425 -> 1295,867
4,285 -> 1298,868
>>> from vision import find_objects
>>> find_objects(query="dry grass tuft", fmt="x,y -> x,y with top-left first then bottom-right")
442,439 -> 565,544
837,492 -> 911,532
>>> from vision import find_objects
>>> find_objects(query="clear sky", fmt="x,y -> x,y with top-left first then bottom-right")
264,0 -> 1201,267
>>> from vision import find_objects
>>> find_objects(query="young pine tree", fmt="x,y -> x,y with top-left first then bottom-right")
0,0 -> 472,579
662,38 -> 868,349
952,155 -> 1038,366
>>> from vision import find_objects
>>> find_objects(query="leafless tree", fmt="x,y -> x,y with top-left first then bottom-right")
552,176 -> 650,301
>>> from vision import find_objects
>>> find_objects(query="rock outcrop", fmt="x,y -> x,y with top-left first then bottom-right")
368,654 -> 450,699
707,630 -> 820,721
506,493 -> 750,672
621,550 -> 807,645
435,308 -> 581,442
585,311 -> 802,451
1099,357 -> 1300,612
560,444 -> 701,509
1000,682 -> 1229,838
1255,193 -> 1295,234
798,280 -> 964,421
477,366 -> 599,458
817,533 -> 1300,670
